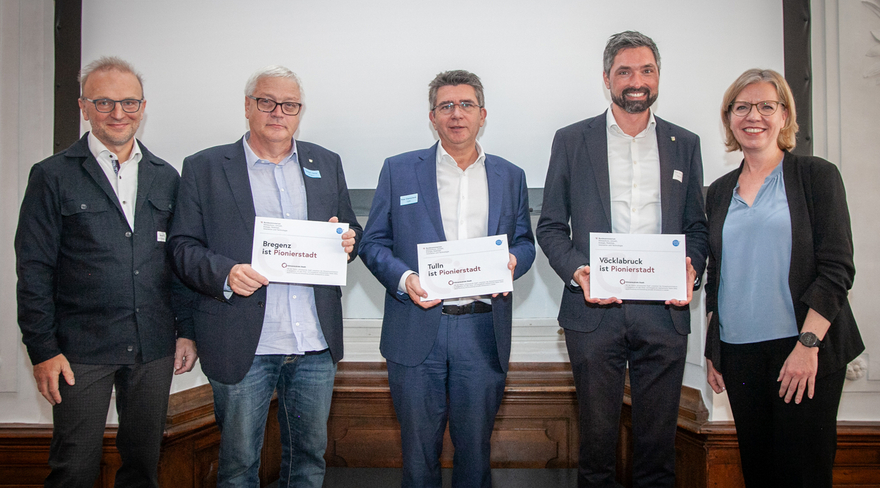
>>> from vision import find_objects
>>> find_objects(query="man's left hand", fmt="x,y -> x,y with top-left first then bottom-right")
174,338 -> 198,375
666,257 -> 696,307
330,217 -> 356,258
492,253 -> 517,298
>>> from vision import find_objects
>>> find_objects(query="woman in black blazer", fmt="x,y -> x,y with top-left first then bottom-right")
704,69 -> 864,488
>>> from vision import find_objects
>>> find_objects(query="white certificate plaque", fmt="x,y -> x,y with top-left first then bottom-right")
589,233 -> 686,301
251,217 -> 349,286
417,235 -> 512,301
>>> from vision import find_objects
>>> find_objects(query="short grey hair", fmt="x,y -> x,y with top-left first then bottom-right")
428,70 -> 484,110
78,56 -> 144,97
244,65 -> 303,97
603,31 -> 661,76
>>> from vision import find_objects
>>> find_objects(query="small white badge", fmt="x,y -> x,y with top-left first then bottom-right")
400,193 -> 418,206
672,170 -> 683,182
157,231 -> 167,242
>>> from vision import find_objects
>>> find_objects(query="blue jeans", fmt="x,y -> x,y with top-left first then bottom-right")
209,351 -> 336,488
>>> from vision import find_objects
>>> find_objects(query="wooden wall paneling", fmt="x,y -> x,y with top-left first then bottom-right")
1,363 -> 879,487
325,362 -> 580,469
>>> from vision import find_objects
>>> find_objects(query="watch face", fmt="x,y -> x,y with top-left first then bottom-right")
799,332 -> 820,347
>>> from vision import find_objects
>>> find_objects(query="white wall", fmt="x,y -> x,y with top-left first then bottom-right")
808,0 -> 880,420
1,0 -> 875,425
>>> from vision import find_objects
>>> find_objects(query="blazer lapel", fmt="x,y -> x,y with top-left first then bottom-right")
298,144 -> 321,221
133,147 -> 156,226
222,140 -> 257,230
485,155 -> 504,235
81,155 -> 125,216
656,119 -> 676,233
584,113 -> 612,227
416,143 -> 446,241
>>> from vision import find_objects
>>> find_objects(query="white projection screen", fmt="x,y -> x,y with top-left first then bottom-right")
81,0 -> 784,187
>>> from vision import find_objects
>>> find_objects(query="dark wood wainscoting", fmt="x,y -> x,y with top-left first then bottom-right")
1,362 -> 878,487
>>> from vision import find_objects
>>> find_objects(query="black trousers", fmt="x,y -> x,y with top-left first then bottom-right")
45,356 -> 174,488
565,302 -> 687,488
720,337 -> 846,488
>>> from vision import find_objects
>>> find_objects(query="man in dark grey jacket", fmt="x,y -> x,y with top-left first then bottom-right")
15,57 -> 196,488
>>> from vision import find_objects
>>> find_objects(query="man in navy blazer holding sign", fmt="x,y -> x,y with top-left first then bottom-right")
360,70 -> 535,488
537,32 -> 708,487
167,66 -> 361,488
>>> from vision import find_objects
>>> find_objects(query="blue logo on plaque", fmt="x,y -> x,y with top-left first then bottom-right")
672,240 -> 680,246
496,239 -> 502,246
336,227 -> 343,234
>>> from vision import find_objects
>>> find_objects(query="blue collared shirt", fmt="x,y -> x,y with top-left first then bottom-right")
718,160 -> 798,344
242,133 -> 328,355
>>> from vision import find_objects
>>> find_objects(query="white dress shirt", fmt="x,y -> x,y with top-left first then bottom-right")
88,132 -> 141,230
398,142 -> 490,305
606,107 -> 662,235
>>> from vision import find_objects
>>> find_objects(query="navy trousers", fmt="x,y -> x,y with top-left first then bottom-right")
387,311 -> 507,488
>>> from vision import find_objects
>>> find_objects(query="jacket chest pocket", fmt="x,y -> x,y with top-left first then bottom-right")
148,198 -> 174,231
60,199 -> 113,246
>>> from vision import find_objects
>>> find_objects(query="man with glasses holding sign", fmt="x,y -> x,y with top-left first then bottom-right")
167,65 -> 360,488
537,31 -> 708,487
360,70 -> 535,487
15,57 -> 197,487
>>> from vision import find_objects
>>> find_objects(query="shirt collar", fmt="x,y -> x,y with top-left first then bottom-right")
606,105 -> 657,139
87,131 -> 142,164
243,131 -> 297,168
436,141 -> 486,170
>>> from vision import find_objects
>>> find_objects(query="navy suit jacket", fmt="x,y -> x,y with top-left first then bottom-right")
359,143 -> 535,373
167,138 -> 362,385
536,112 -> 709,334
16,133 -> 193,366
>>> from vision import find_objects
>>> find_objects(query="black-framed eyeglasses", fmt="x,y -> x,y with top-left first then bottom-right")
432,101 -> 482,115
729,100 -> 783,117
248,96 -> 302,116
81,97 -> 144,113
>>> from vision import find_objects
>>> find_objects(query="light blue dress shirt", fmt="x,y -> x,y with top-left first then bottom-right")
718,161 -> 799,344
243,133 -> 328,355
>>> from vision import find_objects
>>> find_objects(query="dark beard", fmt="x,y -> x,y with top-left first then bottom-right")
611,88 -> 657,114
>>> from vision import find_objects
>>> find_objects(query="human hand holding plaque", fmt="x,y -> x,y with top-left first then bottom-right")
417,235 -> 513,301
251,217 -> 350,286
589,233 -> 687,301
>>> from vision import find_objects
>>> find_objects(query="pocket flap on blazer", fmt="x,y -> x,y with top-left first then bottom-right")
61,198 -> 109,216
148,198 -> 174,213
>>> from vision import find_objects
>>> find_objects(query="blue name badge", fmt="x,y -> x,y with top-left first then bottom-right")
400,193 -> 418,206
303,168 -> 321,179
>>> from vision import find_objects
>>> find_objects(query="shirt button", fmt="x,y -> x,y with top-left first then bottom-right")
281,188 -> 285,192
135,308 -> 139,313
127,346 -> 133,352
295,322 -> 300,327
80,204 -> 87,210
285,213 -> 290,217
125,231 -> 132,237
292,295 -> 297,299
633,161 -> 638,165
134,270 -> 139,275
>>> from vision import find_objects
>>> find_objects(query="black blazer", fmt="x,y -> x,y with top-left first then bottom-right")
536,112 -> 709,335
15,134 -> 193,366
167,138 -> 362,385
704,151 -> 864,377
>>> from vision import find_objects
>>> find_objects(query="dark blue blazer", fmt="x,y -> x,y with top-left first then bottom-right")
16,133 -> 192,366
536,112 -> 709,335
359,143 -> 535,373
167,138 -> 362,385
